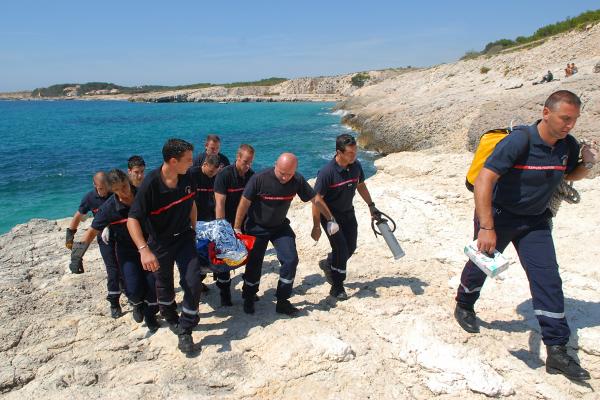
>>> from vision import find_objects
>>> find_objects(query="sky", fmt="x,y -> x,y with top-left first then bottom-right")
1,0 -> 598,92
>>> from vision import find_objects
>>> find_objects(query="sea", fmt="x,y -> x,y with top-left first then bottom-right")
0,100 -> 378,234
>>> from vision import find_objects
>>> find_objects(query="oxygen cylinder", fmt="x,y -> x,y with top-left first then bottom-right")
371,212 -> 405,260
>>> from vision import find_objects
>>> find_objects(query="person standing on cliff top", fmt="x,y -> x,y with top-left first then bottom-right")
127,138 -> 205,354
311,134 -> 381,301
194,134 -> 230,169
213,143 -> 256,306
66,171 -> 123,319
454,90 -> 598,381
233,152 -> 338,316
127,155 -> 146,188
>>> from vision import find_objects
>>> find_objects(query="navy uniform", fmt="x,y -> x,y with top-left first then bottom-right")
456,121 -> 579,347
129,168 -> 204,333
241,168 -> 315,304
189,165 -> 216,222
91,188 -> 158,328
314,158 -> 365,287
194,152 -> 230,169
78,189 -> 121,308
213,164 -> 255,299
214,164 -> 255,224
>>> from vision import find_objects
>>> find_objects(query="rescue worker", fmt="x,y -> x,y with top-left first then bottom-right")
188,154 -> 220,293
194,134 -> 230,169
213,144 -> 256,306
312,134 -> 381,300
454,90 -> 598,381
127,138 -> 205,354
234,153 -> 339,316
69,169 -> 159,331
66,171 -> 122,318
127,155 -> 146,188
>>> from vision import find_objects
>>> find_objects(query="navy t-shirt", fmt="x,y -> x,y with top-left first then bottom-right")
214,164 -> 255,224
194,152 -> 230,168
92,188 -> 138,251
484,122 -> 579,216
129,167 -> 197,244
314,158 -> 365,214
78,189 -> 111,216
189,165 -> 216,221
243,167 -> 315,228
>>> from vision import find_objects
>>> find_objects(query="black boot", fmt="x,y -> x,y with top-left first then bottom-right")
220,289 -> 233,307
132,303 -> 144,323
177,329 -> 196,354
546,345 -> 590,381
145,314 -> 160,333
454,303 -> 479,333
243,297 -> 255,314
110,303 -> 123,319
319,259 -> 333,285
329,284 -> 348,301
276,299 -> 299,316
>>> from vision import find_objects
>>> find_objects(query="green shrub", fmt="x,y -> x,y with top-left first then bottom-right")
480,67 -> 491,74
351,72 -> 370,87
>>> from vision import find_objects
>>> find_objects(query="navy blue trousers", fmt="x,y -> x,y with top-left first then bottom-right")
456,207 -> 570,346
320,210 -> 358,286
151,230 -> 204,332
98,236 -> 121,305
117,246 -> 158,321
242,222 -> 298,301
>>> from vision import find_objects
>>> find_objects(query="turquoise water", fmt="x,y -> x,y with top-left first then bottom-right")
0,100 -> 377,234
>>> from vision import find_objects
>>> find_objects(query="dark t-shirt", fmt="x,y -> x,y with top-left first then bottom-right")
243,167 -> 315,228
214,164 -> 255,224
92,188 -> 138,251
78,189 -> 111,216
194,152 -> 230,168
189,165 -> 216,221
314,158 -> 365,214
129,167 -> 197,244
485,122 -> 579,216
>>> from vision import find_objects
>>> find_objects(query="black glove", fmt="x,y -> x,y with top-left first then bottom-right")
65,228 -> 77,249
69,241 -> 89,274
368,203 -> 382,220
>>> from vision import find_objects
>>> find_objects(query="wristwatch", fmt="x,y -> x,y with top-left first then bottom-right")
583,161 -> 595,170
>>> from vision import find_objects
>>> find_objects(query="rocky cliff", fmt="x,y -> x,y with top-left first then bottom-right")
338,24 -> 600,161
1,152 -> 599,399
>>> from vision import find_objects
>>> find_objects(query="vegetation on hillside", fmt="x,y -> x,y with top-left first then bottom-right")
351,72 -> 370,87
461,9 -> 600,60
31,77 -> 288,97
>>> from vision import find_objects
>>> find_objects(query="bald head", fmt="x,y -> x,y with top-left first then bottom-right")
274,153 -> 298,184
93,171 -> 110,197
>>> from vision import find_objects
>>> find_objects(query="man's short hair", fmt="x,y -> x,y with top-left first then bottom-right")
545,90 -> 581,111
237,143 -> 255,157
203,154 -> 220,167
127,155 -> 145,169
93,171 -> 108,185
162,138 -> 194,162
205,134 -> 221,144
106,169 -> 129,188
336,133 -> 357,152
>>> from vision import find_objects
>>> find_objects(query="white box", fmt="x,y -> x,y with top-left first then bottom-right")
464,240 -> 509,278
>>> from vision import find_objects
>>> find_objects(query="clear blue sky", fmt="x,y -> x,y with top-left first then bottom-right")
1,1 -> 598,91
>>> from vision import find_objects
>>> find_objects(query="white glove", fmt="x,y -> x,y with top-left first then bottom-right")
326,219 -> 339,236
101,226 -> 110,244
581,141 -> 598,164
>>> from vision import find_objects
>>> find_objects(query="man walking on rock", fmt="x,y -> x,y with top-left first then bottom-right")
454,90 -> 598,381
127,138 -> 205,354
312,134 -> 381,300
234,153 -> 338,316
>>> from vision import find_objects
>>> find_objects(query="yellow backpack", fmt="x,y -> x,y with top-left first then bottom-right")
465,128 -> 512,192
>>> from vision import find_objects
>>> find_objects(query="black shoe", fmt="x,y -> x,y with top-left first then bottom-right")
276,299 -> 299,316
145,314 -> 160,332
110,304 -> 123,319
319,259 -> 333,285
220,290 -> 233,307
454,303 -> 479,333
546,345 -> 591,381
243,298 -> 255,314
177,332 -> 195,354
329,285 -> 348,301
132,304 -> 144,323
163,311 -> 180,326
